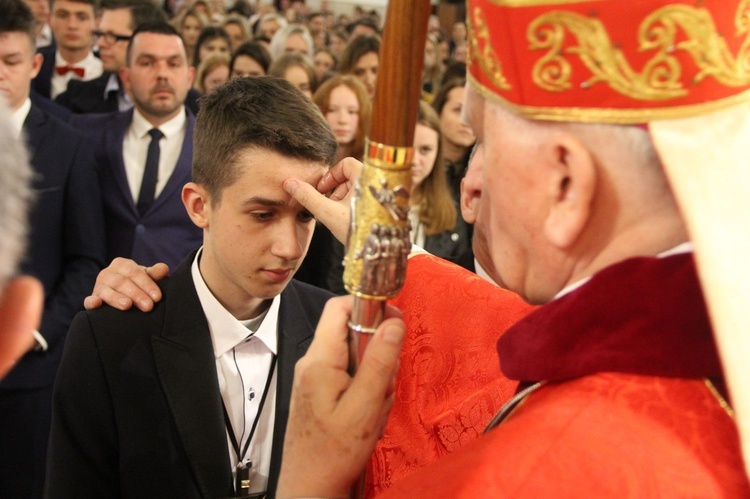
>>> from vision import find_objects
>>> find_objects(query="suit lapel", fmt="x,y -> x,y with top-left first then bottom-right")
267,281 -> 316,493
107,109 -> 139,215
21,105 -> 46,152
151,256 -> 233,498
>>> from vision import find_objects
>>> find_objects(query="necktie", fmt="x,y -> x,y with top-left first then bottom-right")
55,65 -> 85,77
136,128 -> 164,216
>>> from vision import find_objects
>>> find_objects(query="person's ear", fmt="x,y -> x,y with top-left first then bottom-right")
182,182 -> 211,228
119,66 -> 131,94
0,276 -> 43,380
30,53 -> 43,79
542,132 -> 596,249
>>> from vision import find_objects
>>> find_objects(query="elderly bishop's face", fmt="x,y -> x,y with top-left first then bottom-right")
464,85 -> 558,304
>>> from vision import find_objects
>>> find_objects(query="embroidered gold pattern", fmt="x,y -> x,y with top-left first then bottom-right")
527,3 -> 750,100
470,6 -> 512,91
705,379 -> 734,419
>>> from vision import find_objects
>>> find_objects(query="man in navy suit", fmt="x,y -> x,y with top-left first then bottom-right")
0,1 -> 106,496
48,76 -> 338,497
70,21 -> 202,270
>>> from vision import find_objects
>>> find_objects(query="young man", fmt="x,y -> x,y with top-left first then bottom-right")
70,21 -> 201,270
46,76 -> 338,498
32,0 -> 102,99
0,0 -> 106,496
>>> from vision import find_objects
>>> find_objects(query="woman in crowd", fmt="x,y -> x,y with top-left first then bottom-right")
422,34 -> 443,103
173,7 -> 207,66
254,12 -> 286,40
193,26 -> 231,68
328,28 -> 348,60
338,34 -> 379,98
230,41 -> 271,78
268,23 -> 314,60
432,77 -> 475,202
268,52 -> 317,99
313,47 -> 336,82
194,53 -> 230,95
221,14 -> 249,50
409,100 -> 470,260
313,74 -> 370,163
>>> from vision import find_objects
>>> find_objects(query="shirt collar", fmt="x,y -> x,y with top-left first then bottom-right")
131,106 -> 186,140
104,73 -> 120,97
9,98 -> 31,138
553,241 -> 694,300
191,249 -> 280,358
55,49 -> 98,69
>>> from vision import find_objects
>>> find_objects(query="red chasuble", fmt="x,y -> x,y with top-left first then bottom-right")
365,254 -> 533,496
376,252 -> 750,497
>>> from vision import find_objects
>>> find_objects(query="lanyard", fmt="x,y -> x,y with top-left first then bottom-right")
221,354 -> 277,495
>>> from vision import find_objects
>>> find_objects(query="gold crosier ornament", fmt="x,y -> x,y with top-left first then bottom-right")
342,1 -> 431,497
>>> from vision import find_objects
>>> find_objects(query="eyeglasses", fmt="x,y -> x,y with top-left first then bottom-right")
93,30 -> 131,44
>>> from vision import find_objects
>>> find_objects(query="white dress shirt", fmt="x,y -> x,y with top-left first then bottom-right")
192,250 -> 278,495
104,73 -> 133,112
36,24 -> 53,48
122,108 -> 186,204
50,50 -> 103,99
9,98 -> 31,138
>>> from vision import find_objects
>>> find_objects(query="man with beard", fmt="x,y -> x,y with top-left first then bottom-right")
71,21 -> 201,270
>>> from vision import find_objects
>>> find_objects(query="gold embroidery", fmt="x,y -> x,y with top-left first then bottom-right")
528,4 -> 750,100
470,6 -> 512,91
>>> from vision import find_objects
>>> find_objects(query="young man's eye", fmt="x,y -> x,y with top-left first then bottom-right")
298,211 -> 315,223
251,212 -> 274,221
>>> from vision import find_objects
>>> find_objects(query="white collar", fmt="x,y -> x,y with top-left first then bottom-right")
554,242 -> 694,300
191,249 -> 280,358
130,106 -> 186,140
9,98 -> 31,138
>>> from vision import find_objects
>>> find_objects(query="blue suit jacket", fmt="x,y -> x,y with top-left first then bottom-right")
70,108 -> 202,269
0,104 -> 107,389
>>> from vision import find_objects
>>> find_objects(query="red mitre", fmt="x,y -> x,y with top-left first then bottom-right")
467,0 -> 750,123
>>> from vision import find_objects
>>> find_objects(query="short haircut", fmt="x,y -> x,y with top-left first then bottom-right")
193,26 -> 231,67
230,40 -> 272,75
268,52 -> 318,94
338,34 -> 380,74
0,101 -> 33,290
0,0 -> 36,46
193,76 -> 338,204
101,0 -> 165,29
126,20 -> 184,65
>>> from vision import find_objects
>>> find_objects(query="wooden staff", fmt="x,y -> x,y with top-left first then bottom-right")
343,1 -> 430,497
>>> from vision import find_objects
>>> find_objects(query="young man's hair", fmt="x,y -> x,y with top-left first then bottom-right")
0,0 -> 36,46
193,76 -> 338,204
125,20 -> 183,65
100,0 -> 165,29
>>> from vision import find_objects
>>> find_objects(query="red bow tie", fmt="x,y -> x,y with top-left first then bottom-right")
55,65 -> 85,77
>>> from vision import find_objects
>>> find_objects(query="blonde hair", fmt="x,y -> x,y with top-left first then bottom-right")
194,53 -> 230,94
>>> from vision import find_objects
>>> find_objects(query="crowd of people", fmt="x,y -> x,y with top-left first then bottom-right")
2,0 -> 749,497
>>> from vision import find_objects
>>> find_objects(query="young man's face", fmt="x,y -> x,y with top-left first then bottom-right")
0,32 -> 42,111
193,147 -> 327,320
50,0 -> 96,52
97,8 -> 133,72
120,32 -> 194,123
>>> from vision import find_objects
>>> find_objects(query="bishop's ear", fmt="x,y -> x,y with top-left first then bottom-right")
542,132 -> 596,249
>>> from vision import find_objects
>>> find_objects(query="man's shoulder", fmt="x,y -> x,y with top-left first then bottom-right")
69,108 -> 131,133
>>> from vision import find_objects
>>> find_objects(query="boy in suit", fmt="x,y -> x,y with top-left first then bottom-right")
46,76 -> 338,498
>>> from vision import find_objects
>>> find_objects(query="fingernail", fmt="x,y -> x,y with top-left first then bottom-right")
381,324 -> 404,345
118,297 -> 128,307
286,179 -> 299,194
139,299 -> 151,309
149,290 -> 160,300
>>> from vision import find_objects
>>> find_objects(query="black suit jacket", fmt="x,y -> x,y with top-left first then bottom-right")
57,72 -> 202,115
47,253 -> 332,498
0,105 -> 106,389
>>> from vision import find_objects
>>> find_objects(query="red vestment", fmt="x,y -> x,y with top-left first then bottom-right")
377,252 -> 750,497
366,254 -> 533,496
